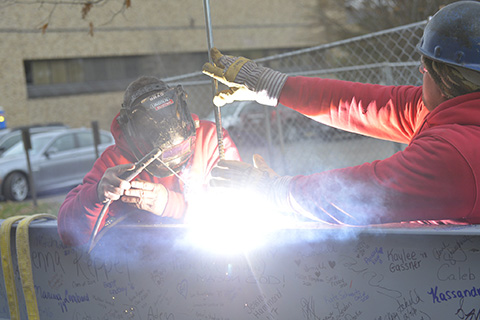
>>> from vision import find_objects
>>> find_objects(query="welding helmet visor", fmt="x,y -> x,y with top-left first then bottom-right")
118,85 -> 196,177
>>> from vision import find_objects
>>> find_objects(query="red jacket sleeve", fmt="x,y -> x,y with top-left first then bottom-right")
279,76 -> 428,144
288,136 -> 475,225
57,145 -> 120,246
278,76 -> 475,224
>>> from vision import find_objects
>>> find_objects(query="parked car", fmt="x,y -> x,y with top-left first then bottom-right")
0,123 -> 69,157
0,127 -> 114,201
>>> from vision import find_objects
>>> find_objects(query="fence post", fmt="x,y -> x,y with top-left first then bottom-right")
91,121 -> 100,159
21,128 -> 37,207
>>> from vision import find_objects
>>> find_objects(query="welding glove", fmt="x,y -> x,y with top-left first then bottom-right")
202,48 -> 288,107
98,165 -> 168,216
210,154 -> 293,211
122,179 -> 168,216
97,163 -> 136,203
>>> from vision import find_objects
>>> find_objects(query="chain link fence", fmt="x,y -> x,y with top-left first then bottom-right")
165,21 -> 427,176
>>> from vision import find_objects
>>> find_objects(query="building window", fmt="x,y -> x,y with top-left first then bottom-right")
24,52 -> 208,98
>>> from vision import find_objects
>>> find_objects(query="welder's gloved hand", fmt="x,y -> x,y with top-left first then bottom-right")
202,48 -> 288,107
122,180 -> 168,216
97,163 -> 136,203
210,154 -> 293,211
210,154 -> 278,190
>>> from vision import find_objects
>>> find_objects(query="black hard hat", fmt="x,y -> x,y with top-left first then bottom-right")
118,76 -> 196,178
417,1 -> 480,72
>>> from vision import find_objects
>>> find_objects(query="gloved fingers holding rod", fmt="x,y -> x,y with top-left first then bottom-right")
97,163 -> 136,203
210,154 -> 292,213
97,164 -> 168,216
122,179 -> 168,215
213,87 -> 257,107
96,143 -> 168,216
202,48 -> 289,107
210,154 -> 277,189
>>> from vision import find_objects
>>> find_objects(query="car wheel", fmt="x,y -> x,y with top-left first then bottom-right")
3,172 -> 29,201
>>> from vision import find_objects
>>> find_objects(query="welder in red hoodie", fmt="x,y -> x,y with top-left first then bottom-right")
202,1 -> 480,225
58,76 -> 241,246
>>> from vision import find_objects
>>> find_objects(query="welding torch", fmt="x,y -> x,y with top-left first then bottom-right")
87,147 -> 163,252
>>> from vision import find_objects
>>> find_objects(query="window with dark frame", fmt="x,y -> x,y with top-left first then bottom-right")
24,53 -> 208,98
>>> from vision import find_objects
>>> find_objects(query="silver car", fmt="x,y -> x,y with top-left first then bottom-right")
0,124 -> 69,157
0,128 -> 114,201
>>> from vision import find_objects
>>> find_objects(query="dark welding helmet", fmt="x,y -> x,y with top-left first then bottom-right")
417,1 -> 480,72
117,77 -> 196,177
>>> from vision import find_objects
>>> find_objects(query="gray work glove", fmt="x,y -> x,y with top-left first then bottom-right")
210,154 -> 293,211
202,48 -> 288,107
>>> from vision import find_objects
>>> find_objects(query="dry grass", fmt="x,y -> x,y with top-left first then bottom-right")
0,199 -> 62,219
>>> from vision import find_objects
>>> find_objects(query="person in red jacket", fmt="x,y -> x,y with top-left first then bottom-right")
202,1 -> 480,226
57,76 -> 241,246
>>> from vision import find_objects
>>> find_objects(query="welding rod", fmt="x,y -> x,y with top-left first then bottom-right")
203,0 -> 225,159
87,147 -> 163,252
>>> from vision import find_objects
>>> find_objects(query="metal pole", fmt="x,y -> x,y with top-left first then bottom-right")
91,121 -> 100,159
203,0 -> 225,159
21,128 -> 37,207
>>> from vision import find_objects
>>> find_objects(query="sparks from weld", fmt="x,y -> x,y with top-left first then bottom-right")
184,186 -> 298,254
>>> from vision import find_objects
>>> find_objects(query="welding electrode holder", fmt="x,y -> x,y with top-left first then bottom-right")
87,147 -> 163,253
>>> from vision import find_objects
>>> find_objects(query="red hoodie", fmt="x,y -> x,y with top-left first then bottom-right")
57,113 -> 241,246
279,76 -> 480,225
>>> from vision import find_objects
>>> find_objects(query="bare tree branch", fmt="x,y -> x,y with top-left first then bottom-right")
81,2 -> 93,19
3,0 -> 105,6
0,0 -> 132,33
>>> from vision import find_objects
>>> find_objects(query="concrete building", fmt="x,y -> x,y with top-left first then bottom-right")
0,0 -> 324,131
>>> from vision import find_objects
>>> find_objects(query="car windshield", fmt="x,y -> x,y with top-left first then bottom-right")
2,135 -> 54,157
